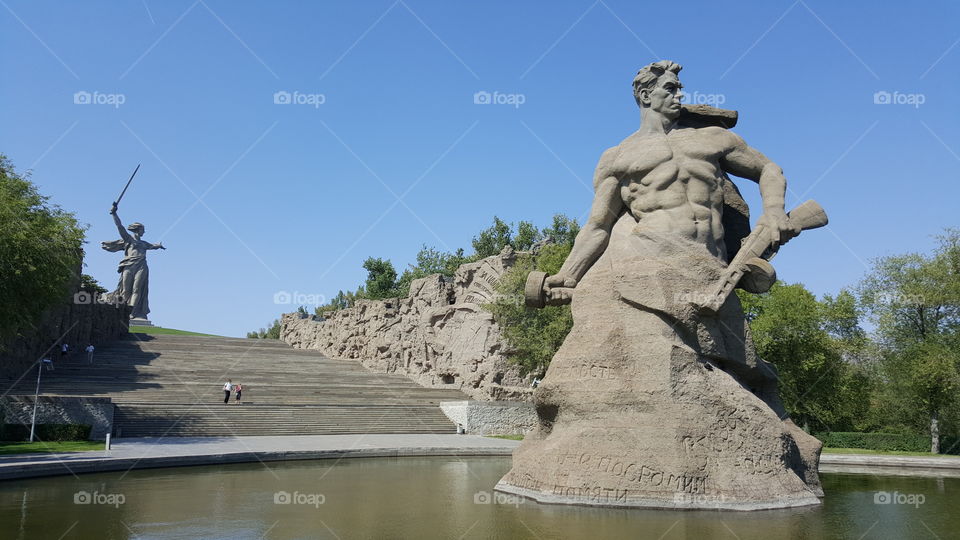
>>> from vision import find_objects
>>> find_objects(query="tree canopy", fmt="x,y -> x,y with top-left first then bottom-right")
857,229 -> 960,452
0,156 -> 86,346
737,284 -> 872,432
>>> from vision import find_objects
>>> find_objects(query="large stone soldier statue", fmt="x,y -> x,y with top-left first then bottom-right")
495,61 -> 828,510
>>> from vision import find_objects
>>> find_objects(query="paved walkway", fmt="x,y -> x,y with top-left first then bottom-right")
0,434 -> 521,480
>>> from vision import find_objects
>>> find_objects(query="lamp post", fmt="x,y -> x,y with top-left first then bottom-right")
29,357 -> 45,442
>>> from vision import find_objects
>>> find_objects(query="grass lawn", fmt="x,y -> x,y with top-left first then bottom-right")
488,435 -> 524,441
0,440 -> 104,455
129,326 -> 219,337
823,447 -> 960,458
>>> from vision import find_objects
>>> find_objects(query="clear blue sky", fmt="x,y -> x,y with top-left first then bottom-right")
2,0 -> 958,337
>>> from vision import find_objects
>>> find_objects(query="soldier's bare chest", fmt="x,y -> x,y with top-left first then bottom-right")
612,130 -> 725,181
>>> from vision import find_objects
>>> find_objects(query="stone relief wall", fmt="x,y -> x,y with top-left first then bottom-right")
281,250 -> 533,401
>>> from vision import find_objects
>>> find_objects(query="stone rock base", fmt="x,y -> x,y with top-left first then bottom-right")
129,318 -> 153,327
495,342 -> 823,510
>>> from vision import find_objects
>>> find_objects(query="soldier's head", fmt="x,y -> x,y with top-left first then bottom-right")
127,222 -> 144,238
633,60 -> 684,118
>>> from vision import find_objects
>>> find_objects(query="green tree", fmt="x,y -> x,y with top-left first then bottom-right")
247,318 -> 281,339
0,156 -> 86,347
513,221 -> 541,251
361,257 -> 400,299
394,245 -> 466,296
858,229 -> 960,452
80,274 -> 107,295
330,291 -> 350,310
472,216 -> 513,258
316,290 -> 356,316
484,218 -> 579,375
737,283 -> 875,433
541,214 -> 581,246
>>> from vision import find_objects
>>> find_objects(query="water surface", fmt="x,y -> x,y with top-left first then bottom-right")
0,457 -> 955,539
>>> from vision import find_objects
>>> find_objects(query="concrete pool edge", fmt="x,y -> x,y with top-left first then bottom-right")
819,453 -> 960,478
0,434 -> 521,480
2,436 -> 959,481
819,453 -> 960,469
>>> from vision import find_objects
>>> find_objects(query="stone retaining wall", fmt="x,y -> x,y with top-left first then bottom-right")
0,295 -> 130,378
1,396 -> 114,440
440,400 -> 537,436
281,250 -> 533,401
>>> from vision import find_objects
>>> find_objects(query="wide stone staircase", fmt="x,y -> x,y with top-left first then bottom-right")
0,333 -> 468,437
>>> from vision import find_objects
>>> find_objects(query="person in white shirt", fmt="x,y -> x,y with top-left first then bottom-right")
223,380 -> 232,404
85,344 -> 95,363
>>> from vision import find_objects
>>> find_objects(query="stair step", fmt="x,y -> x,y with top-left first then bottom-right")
2,333 -> 468,437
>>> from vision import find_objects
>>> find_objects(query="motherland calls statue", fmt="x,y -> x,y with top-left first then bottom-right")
495,60 -> 828,510
101,202 -> 165,322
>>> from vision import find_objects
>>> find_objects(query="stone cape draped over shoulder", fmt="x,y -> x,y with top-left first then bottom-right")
598,174 -> 767,380
102,237 -> 152,319
606,213 -> 762,379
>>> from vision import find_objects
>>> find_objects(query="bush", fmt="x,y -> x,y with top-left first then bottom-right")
2,423 -> 92,441
816,432 -> 960,455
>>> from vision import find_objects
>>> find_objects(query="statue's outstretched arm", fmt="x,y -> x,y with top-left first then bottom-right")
110,204 -> 135,244
553,175 -> 623,286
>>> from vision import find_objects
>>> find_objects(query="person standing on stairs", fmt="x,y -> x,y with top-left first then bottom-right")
234,383 -> 242,404
223,379 -> 232,404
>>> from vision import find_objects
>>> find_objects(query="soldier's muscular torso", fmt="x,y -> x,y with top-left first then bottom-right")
607,125 -> 737,259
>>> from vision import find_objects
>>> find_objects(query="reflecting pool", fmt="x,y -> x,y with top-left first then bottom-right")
1,457 -> 956,539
